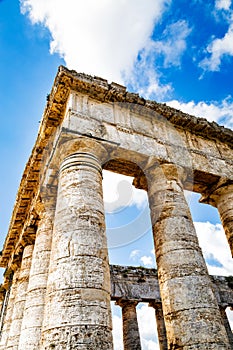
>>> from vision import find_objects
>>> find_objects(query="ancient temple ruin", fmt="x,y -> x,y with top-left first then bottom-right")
0,66 -> 233,349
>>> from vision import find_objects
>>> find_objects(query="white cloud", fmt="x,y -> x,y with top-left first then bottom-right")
112,314 -> 123,350
111,304 -> 123,350
20,0 -> 171,83
140,255 -> 154,267
125,63 -> 172,100
124,20 -> 191,100
137,303 -> 159,349
200,1 -> 233,71
111,303 -> 159,350
151,20 -> 192,68
129,249 -> 156,268
21,0 -> 194,101
200,12 -> 233,72
215,0 -> 231,10
194,221 -> 233,276
166,97 -> 233,128
129,249 -> 141,261
103,170 -> 147,213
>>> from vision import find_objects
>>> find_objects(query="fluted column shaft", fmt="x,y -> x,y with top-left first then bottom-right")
149,302 -> 167,350
18,208 -> 54,350
41,143 -> 113,349
0,270 -> 20,349
146,163 -> 230,349
117,299 -> 141,350
7,244 -> 34,349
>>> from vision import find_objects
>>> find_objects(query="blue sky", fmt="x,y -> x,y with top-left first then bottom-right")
1,1 -> 233,348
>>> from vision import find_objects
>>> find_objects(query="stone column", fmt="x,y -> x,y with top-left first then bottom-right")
200,182 -> 233,257
116,299 -> 141,350
0,269 -> 19,349
146,163 -> 230,349
18,205 -> 54,350
0,288 -> 5,316
219,306 -> 233,348
0,287 -> 6,328
41,140 -> 113,349
6,244 -> 34,349
149,301 -> 167,350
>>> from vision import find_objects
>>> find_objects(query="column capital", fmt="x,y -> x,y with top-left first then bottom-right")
200,178 -> 233,257
0,285 -> 6,302
200,178 -> 233,207
146,161 -> 230,347
58,137 -> 109,168
148,300 -> 161,310
60,152 -> 103,176
34,196 -> 56,219
41,137 -> 113,349
22,226 -> 36,244
115,298 -> 140,308
144,161 -> 188,190
116,298 -> 142,350
2,269 -> 14,290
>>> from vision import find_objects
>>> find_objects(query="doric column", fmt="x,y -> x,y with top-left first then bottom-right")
41,139 -> 113,349
18,204 -> 54,350
0,269 -> 19,349
149,301 -> 167,350
0,288 -> 5,315
200,181 -> 233,257
0,287 -> 6,329
146,163 -> 230,349
7,244 -> 34,349
219,306 -> 233,348
116,299 -> 141,350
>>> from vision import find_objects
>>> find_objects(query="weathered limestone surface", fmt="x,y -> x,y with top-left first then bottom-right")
110,265 -> 233,307
18,208 -> 54,350
201,182 -> 233,257
219,306 -> 233,349
110,265 -> 160,301
64,91 -> 233,184
41,140 -> 113,349
7,244 -> 33,349
0,67 -> 233,349
210,275 -> 233,308
110,265 -> 233,349
146,163 -> 230,349
2,66 -> 233,267
0,270 -> 20,349
116,299 -> 141,350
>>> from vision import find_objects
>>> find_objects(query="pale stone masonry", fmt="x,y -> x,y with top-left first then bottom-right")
116,299 -> 141,350
0,66 -> 233,349
7,244 -> 33,349
110,265 -> 233,350
41,146 -> 113,349
18,206 -> 54,349
146,164 -> 227,347
201,182 -> 233,256
0,270 -> 20,349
